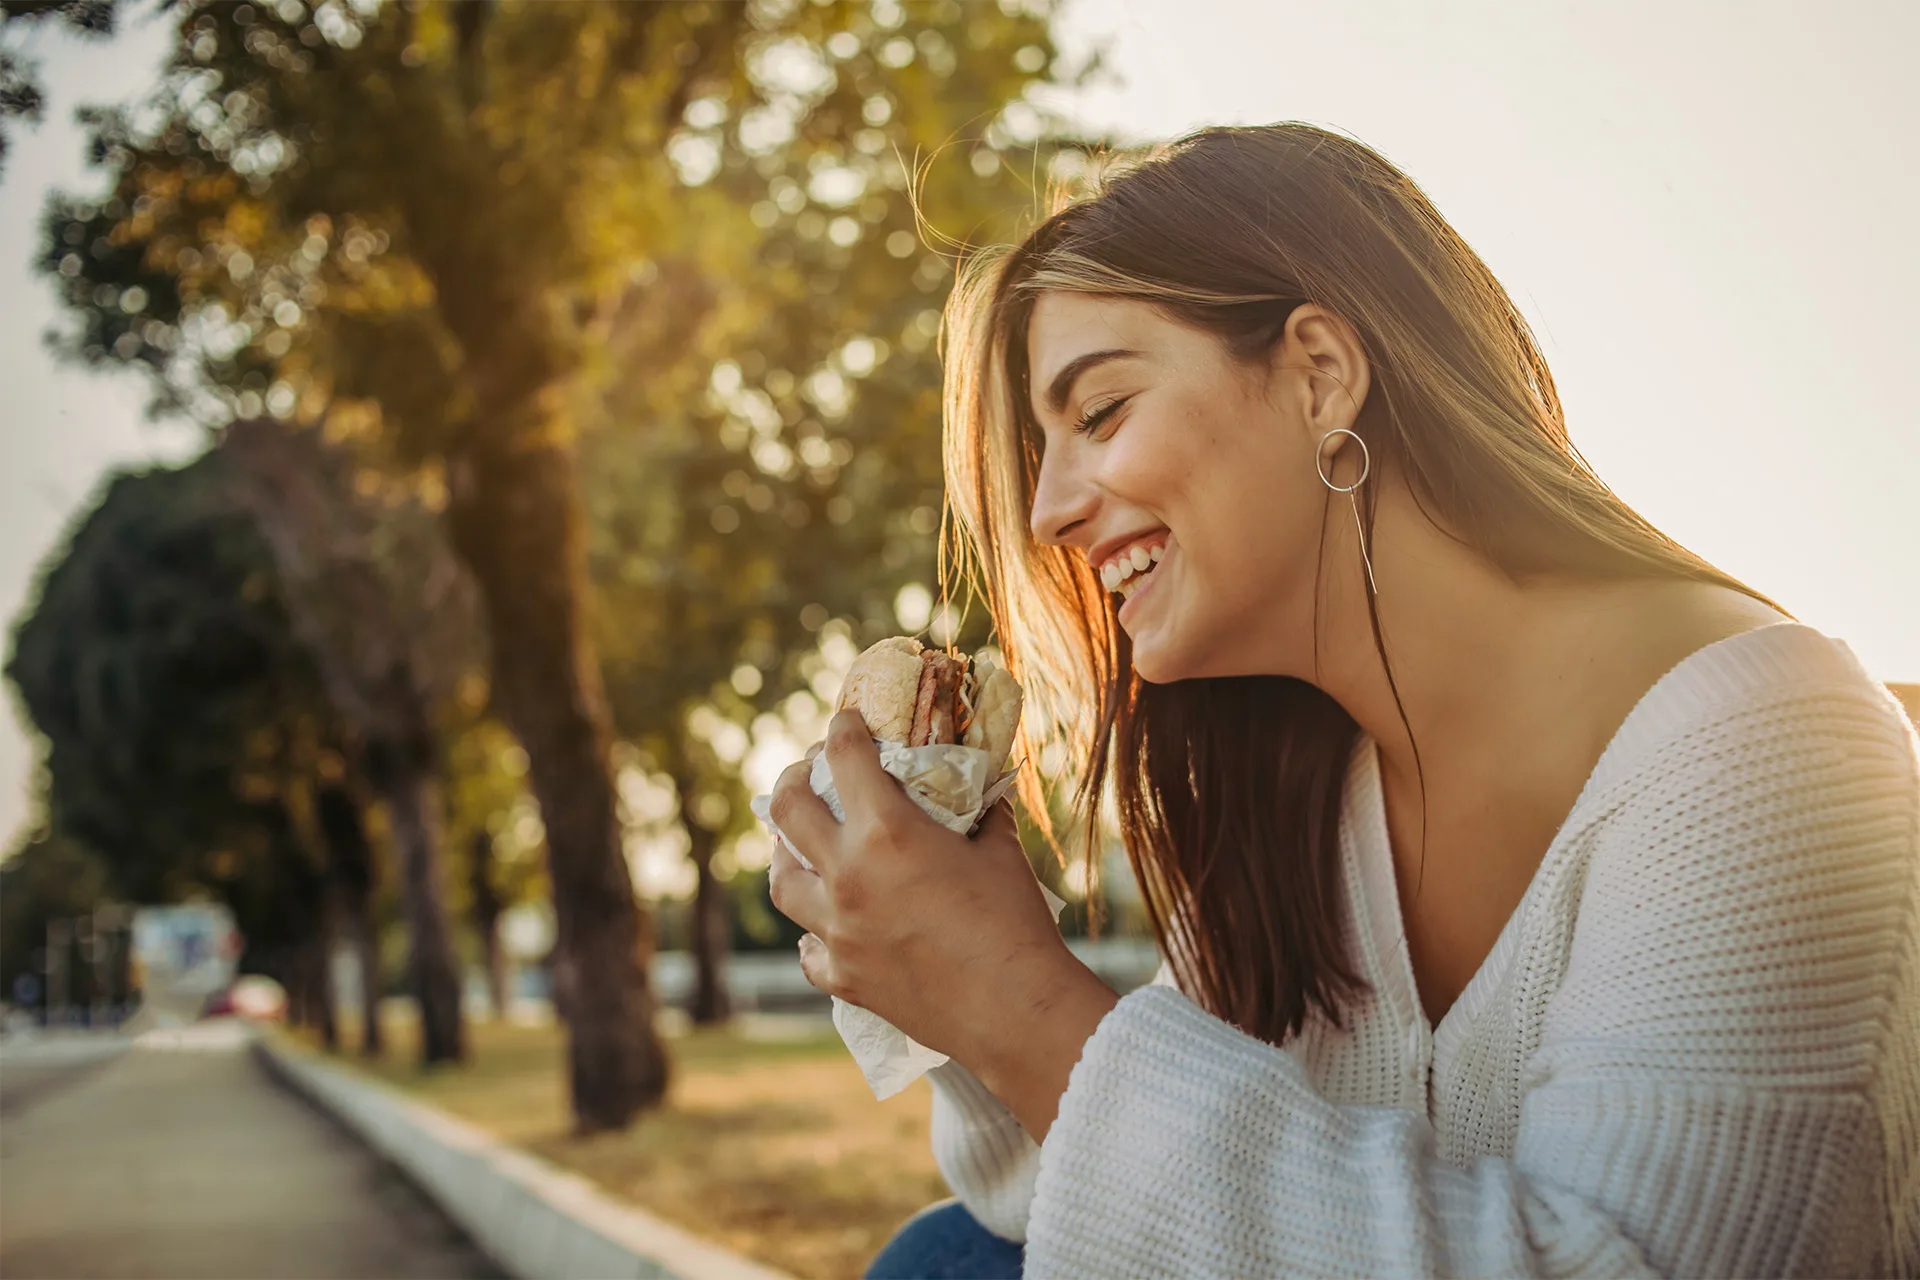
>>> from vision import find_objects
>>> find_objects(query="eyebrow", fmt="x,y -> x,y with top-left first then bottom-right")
1039,347 -> 1144,418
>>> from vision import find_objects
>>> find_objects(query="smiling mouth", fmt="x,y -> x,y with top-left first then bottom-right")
1098,537 -> 1167,600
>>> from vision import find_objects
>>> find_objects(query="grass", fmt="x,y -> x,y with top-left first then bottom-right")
295,1012 -> 948,1280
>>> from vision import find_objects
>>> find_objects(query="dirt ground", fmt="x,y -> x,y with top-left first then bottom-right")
330,1014 -> 950,1280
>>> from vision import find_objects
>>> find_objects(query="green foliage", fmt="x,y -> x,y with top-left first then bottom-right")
36,0 -> 1090,596
220,417 -> 482,769
3,451 -> 344,963
32,0 -> 1116,967
579,0 -> 1100,914
0,821 -> 111,996
438,706 -> 546,945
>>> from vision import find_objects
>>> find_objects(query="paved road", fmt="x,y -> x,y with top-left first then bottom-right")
0,1025 -> 499,1279
0,1034 -> 128,1119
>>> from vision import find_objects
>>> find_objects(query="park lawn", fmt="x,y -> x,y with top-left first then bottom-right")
301,1014 -> 948,1280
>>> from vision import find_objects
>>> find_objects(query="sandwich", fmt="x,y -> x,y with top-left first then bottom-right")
836,636 -> 1023,777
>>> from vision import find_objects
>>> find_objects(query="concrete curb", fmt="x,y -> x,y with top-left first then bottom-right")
257,1037 -> 797,1280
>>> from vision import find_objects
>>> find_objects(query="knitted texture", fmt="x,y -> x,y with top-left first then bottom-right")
927,622 -> 1920,1277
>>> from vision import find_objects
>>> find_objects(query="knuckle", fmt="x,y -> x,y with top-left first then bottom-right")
868,807 -> 913,853
800,939 -> 835,994
827,715 -> 867,752
767,786 -> 802,829
769,770 -> 801,803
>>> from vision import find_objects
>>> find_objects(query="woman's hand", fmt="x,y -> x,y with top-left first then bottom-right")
767,709 -> 1118,1136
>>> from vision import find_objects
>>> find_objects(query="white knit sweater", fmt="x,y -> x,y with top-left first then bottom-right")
927,622 -> 1920,1277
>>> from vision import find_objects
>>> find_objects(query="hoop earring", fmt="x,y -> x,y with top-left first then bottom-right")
1316,427 -> 1378,596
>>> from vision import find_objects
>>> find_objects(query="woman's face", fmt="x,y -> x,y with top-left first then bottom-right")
1024,292 -> 1360,683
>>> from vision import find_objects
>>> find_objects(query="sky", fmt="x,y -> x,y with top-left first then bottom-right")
2,0 -> 1916,851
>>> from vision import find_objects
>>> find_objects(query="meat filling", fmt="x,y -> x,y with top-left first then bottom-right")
908,651 -> 970,746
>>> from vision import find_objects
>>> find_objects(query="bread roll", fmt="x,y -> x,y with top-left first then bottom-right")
838,636 -> 1024,777
962,658 -> 1023,776
835,636 -> 925,743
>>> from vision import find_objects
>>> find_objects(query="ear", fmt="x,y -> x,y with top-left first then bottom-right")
1276,304 -> 1371,439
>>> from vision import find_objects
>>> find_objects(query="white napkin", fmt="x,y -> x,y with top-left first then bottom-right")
749,741 -> 1067,1099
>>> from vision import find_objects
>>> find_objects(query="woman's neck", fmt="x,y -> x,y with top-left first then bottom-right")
1285,477 -> 1784,818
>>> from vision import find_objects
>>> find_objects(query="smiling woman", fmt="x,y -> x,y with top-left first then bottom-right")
944,125 -> 1805,1049
774,123 -> 1920,1280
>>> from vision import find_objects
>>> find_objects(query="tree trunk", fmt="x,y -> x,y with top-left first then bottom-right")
447,437 -> 667,1131
351,892 -> 384,1057
299,919 -> 338,1051
470,831 -> 509,1019
674,781 -> 731,1026
383,759 -> 467,1066
318,784 -> 385,1057
282,943 -> 305,1029
481,919 -> 507,1019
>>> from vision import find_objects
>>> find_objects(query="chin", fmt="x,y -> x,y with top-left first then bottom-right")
1127,632 -> 1197,685
1130,612 -> 1273,684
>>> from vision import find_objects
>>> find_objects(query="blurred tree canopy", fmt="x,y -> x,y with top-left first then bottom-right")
3,441 -> 542,1051
0,0 -> 117,175
36,0 -> 1103,1121
3,452 -> 350,1001
222,416 -> 477,1062
0,821 -> 112,1006
583,0 -> 1098,1019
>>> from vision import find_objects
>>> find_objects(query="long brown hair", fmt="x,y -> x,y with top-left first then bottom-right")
940,124 -> 1787,1047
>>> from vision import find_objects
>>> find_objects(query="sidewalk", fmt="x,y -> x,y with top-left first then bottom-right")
0,1028 -> 130,1117
0,1023 -> 498,1279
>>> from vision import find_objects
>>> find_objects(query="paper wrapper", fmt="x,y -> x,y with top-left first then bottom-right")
749,740 -> 1066,1099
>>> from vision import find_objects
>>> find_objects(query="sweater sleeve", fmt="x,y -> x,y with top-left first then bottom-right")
926,1058 -> 1041,1241
1025,694 -> 1920,1279
927,957 -> 1181,1241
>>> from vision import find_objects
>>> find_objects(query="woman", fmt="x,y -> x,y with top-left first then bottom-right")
765,124 -> 1920,1278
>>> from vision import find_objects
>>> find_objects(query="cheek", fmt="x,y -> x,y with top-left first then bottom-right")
1119,417 -> 1324,675
1106,411 -> 1300,567
1098,412 -> 1196,505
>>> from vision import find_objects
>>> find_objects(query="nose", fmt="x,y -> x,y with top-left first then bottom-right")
1029,446 -> 1098,547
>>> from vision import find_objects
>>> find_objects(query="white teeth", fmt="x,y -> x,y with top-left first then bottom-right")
1097,539 -> 1169,596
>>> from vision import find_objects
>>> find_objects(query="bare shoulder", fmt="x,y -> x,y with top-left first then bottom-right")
1623,580 -> 1794,669
1687,582 -> 1796,636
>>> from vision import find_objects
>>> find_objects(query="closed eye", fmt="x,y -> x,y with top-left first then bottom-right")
1072,395 -> 1130,438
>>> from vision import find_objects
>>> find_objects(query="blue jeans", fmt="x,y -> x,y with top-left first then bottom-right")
864,1199 -> 1025,1279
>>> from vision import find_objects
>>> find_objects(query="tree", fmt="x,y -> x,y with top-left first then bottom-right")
219,416 -> 474,1065
315,779 -> 383,1054
0,819 -> 111,1012
4,452 -> 348,1015
36,0 -> 718,1128
582,0 -> 1091,1023
440,709 -> 547,1021
35,0 -> 1097,1126
466,830 -> 505,1016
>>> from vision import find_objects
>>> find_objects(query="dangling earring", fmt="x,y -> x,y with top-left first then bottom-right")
1316,427 -> 1377,596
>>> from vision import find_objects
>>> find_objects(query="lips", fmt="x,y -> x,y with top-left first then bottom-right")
1094,532 -> 1168,599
